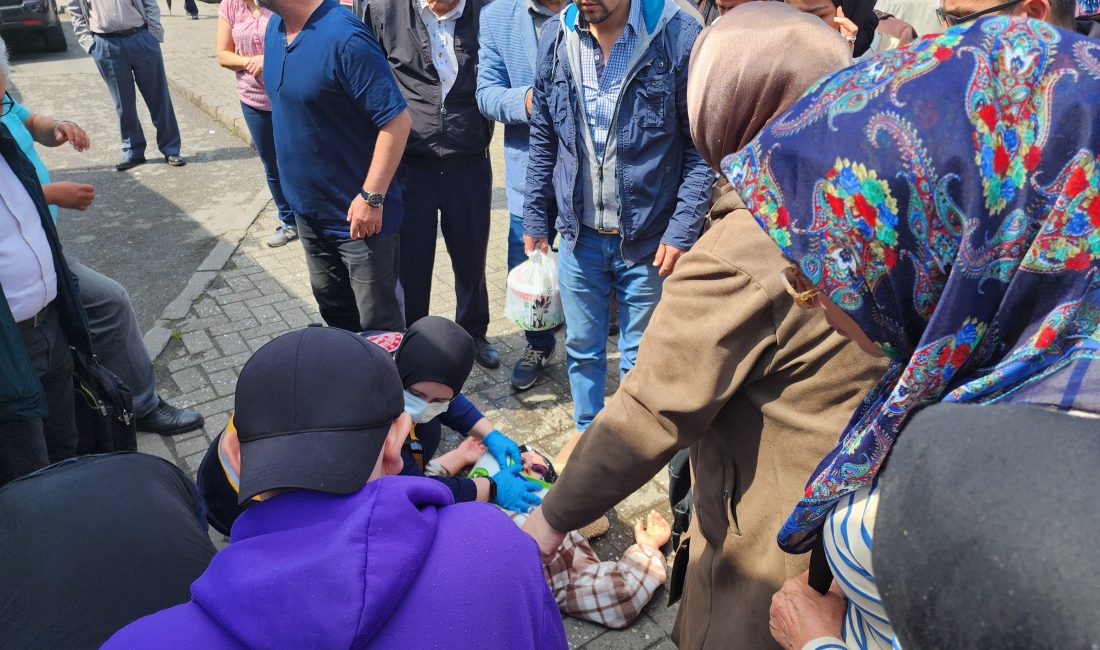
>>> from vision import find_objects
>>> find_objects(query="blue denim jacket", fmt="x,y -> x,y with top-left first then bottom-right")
522,0 -> 710,265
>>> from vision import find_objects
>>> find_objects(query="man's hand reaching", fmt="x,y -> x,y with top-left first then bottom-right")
522,505 -> 567,559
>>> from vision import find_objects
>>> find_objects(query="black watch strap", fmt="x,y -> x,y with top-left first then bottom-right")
486,477 -> 498,503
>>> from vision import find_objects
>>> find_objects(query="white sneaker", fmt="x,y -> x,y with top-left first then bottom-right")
266,225 -> 299,248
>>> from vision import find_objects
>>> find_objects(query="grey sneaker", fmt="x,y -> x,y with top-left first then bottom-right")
511,345 -> 553,391
266,225 -> 299,248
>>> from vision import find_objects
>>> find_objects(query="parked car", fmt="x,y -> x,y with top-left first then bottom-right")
0,0 -> 66,52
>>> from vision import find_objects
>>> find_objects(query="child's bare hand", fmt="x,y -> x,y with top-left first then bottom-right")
634,511 -> 672,548
456,437 -> 487,466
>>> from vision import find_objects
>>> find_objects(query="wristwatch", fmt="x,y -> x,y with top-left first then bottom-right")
360,190 -> 385,208
486,477 -> 498,503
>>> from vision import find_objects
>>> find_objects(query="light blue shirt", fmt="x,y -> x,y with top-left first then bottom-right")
575,0 -> 642,162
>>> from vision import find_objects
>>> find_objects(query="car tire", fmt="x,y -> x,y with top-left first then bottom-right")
44,22 -> 67,52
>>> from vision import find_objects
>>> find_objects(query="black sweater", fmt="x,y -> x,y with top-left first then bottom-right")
365,0 -> 493,163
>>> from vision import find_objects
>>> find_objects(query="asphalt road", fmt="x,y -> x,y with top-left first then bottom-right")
5,20 -> 268,331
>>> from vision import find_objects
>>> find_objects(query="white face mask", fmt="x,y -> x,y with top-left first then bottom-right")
403,390 -> 450,424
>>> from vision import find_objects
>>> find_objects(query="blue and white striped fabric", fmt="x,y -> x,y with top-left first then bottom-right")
575,0 -> 642,161
804,479 -> 899,650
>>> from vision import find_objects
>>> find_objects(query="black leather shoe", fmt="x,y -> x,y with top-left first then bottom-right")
474,337 -> 500,369
165,155 -> 187,167
115,156 -> 146,171
137,398 -> 204,436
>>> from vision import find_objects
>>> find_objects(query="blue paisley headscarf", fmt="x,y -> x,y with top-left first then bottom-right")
722,17 -> 1100,553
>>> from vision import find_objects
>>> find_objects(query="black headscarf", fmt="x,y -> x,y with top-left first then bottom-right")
394,317 -> 475,394
833,0 -> 878,57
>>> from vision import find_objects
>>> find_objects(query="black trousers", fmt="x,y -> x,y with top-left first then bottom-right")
0,307 -> 77,486
399,154 -> 492,339
296,217 -> 404,333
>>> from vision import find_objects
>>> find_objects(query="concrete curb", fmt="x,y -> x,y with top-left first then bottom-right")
143,187 -> 273,361
143,61 -> 276,362
165,76 -> 255,147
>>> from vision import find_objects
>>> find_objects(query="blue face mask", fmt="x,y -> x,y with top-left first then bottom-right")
403,390 -> 450,424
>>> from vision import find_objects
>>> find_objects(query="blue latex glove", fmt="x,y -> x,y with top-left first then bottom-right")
492,464 -> 543,513
483,429 -> 522,468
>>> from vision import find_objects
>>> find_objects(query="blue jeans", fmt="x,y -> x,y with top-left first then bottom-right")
557,227 -> 664,431
240,102 -> 296,229
509,213 -> 556,352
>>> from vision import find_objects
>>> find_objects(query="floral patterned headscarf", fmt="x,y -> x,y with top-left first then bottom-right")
722,17 -> 1100,553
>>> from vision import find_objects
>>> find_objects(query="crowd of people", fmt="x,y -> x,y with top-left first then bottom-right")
1,0 -> 1099,645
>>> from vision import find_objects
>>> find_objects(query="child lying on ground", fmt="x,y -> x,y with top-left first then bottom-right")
428,438 -> 670,630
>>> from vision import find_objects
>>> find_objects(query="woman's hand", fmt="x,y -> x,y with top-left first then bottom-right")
483,429 -> 522,467
245,56 -> 264,80
835,6 -> 859,50
492,464 -> 542,513
769,571 -> 847,650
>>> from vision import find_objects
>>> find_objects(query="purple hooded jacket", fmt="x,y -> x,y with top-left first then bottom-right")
104,476 -> 567,649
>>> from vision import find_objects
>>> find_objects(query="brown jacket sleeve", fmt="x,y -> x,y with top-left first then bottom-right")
541,224 -> 779,532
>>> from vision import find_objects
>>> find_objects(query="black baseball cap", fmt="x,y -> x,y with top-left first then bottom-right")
233,326 -> 404,504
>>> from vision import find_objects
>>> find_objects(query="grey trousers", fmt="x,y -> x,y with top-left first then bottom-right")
87,29 -> 181,159
68,260 -> 159,417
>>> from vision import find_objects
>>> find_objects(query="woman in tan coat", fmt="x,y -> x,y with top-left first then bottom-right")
522,4 -> 886,647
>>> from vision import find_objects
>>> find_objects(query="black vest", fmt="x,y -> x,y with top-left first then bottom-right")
365,1 -> 492,163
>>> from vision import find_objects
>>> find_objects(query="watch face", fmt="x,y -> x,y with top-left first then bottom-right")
367,193 -> 385,207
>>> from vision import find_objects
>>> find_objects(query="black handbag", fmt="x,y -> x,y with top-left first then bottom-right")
72,348 -> 137,454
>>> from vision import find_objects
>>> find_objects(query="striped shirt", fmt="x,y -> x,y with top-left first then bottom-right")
803,479 -> 899,650
575,0 -> 642,161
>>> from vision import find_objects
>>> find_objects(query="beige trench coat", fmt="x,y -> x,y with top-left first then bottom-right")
540,191 -> 887,648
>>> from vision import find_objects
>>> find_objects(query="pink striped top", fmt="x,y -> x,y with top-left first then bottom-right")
219,0 -> 273,111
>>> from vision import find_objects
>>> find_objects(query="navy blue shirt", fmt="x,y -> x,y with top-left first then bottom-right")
264,0 -> 407,237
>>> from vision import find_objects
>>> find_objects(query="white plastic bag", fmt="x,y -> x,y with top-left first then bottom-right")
505,249 -> 564,332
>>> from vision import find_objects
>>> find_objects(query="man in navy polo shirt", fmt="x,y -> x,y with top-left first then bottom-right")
264,0 -> 412,332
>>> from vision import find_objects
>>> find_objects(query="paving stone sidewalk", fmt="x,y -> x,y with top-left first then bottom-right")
145,7 -> 681,649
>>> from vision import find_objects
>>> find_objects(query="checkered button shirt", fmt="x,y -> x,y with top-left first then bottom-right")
576,0 -> 644,162
543,530 -> 667,629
